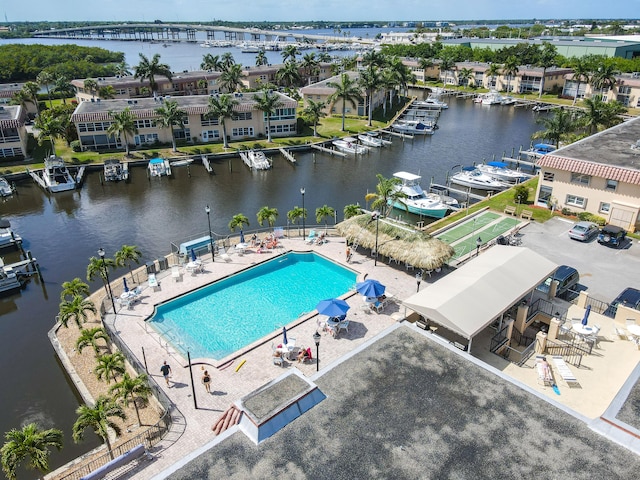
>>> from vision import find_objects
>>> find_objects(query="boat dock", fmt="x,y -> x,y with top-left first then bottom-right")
430,183 -> 497,203
279,148 -> 297,164
75,166 -> 86,185
310,144 -> 347,157
381,129 -> 415,140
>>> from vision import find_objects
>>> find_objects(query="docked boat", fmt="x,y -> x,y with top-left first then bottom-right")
390,172 -> 458,219
392,120 -> 434,135
450,167 -> 509,191
0,258 -> 22,295
529,143 -> 556,157
481,90 -> 504,106
0,177 -> 13,197
170,158 -> 194,167
42,155 -> 77,192
476,162 -> 529,183
148,158 -> 172,177
240,150 -> 272,170
103,159 -> 129,182
501,96 -> 516,105
357,133 -> 386,148
332,138 -> 368,154
413,97 -> 448,109
0,219 -> 22,250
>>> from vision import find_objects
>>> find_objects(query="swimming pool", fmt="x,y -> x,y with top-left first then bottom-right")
149,252 -> 357,360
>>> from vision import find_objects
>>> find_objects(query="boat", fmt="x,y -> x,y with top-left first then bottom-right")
42,155 -> 77,192
413,97 -> 448,109
529,143 -> 556,156
450,167 -> 509,191
240,150 -> 272,170
0,177 -> 13,197
103,159 -> 129,182
0,258 -> 22,295
476,162 -> 529,183
481,90 -> 504,106
170,158 -> 194,167
148,158 -> 172,177
332,138 -> 368,154
391,120 -> 434,135
501,96 -> 516,105
0,219 -> 22,250
390,172 -> 458,219
357,133 -> 386,148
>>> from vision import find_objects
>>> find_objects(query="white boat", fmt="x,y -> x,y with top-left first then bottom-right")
43,155 -> 77,192
481,90 -> 504,105
528,143 -> 556,157
413,97 -> 448,109
170,158 -> 194,167
392,120 -> 434,135
332,138 -> 368,154
103,159 -> 129,182
0,177 -> 13,197
476,162 -> 529,183
357,133 -> 385,148
450,167 -> 509,191
240,150 -> 272,170
390,171 -> 458,219
0,219 -> 22,249
148,158 -> 172,177
501,96 -> 516,105
0,258 -> 22,295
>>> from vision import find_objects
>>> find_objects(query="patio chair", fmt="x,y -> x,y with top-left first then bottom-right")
219,247 -> 232,262
305,230 -> 316,244
271,343 -> 284,367
558,321 -> 572,338
614,326 -> 628,340
148,273 -> 160,291
171,266 -> 182,282
337,320 -> 350,334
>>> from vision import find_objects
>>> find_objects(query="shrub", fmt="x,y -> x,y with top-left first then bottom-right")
561,207 -> 575,216
577,212 -> 606,225
70,140 -> 81,152
513,184 -> 529,204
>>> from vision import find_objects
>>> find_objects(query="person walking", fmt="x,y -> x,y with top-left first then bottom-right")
160,361 -> 172,387
202,369 -> 212,393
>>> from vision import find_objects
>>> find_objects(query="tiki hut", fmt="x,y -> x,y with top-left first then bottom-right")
336,214 -> 454,270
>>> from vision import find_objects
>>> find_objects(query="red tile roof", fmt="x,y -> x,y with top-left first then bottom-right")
538,155 -> 640,185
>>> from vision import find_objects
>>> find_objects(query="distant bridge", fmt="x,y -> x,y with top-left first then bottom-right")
32,23 -> 375,45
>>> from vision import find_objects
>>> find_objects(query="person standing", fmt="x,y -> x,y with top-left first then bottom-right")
160,361 -> 172,387
202,370 -> 212,393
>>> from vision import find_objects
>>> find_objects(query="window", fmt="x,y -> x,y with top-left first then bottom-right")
539,185 -> 553,204
570,173 -> 590,185
200,114 -> 219,126
543,171 -> 555,182
232,127 -> 254,137
599,202 -> 611,214
135,119 -> 155,129
566,195 -> 586,208
174,128 -> 190,140
202,130 -> 219,141
134,133 -> 158,145
232,112 -> 252,121
605,179 -> 618,191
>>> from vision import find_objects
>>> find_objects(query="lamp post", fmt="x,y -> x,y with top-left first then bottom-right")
300,187 -> 306,239
372,211 -> 380,266
416,270 -> 422,292
313,331 -> 321,372
476,236 -> 482,257
205,205 -> 214,262
98,248 -> 116,313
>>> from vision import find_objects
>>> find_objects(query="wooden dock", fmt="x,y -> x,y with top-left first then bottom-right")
279,148 -> 296,164
310,144 -> 347,157
380,129 -> 414,140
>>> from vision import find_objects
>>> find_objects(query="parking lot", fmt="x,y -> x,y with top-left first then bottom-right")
518,217 -> 640,303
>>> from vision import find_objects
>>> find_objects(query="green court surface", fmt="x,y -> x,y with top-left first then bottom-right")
450,217 -> 522,259
435,211 -> 501,244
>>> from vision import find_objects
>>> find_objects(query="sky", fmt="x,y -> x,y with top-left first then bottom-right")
3,0 -> 639,23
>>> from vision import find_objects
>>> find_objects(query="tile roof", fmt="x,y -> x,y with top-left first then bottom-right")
538,155 -> 640,185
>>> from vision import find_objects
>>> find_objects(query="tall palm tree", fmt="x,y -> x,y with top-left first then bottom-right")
114,61 -> 131,77
52,75 -> 74,104
281,44 -> 300,63
220,52 -> 235,71
287,206 -> 306,233
536,42 -> 557,98
275,61 -> 301,88
579,95 -> 626,135
502,56 -> 519,94
531,107 -> 577,148
301,99 -> 326,137
255,50 -> 268,67
107,108 -> 138,157
361,50 -> 387,69
300,52 -> 320,84
155,100 -> 185,152
98,85 -> 116,99
76,327 -> 109,357
343,204 -> 363,220
315,205 -> 335,232
486,63 -> 501,89
257,206 -> 279,227
114,245 -> 142,282
61,278 -> 90,301
87,255 -> 116,291
254,89 -> 282,143
34,115 -> 65,155
228,213 -> 249,232
364,174 -> 405,217
317,52 -> 332,63
388,56 -> 416,96
36,71 -> 54,108
73,396 -> 126,460
109,373 -> 152,427
457,68 -> 474,88
591,63 -> 619,94
327,73 -> 363,132
21,82 -> 40,115
1,423 -> 63,480
205,93 -> 239,148
219,63 -> 245,93
133,53 -> 172,96
95,352 -> 125,384
438,56 -> 456,87
58,296 -> 97,328
83,78 -> 98,100
201,53 -> 222,71
569,59 -> 591,106
358,64 -> 382,127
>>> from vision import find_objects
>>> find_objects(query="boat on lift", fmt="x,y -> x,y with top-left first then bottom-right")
332,138 -> 368,154
450,167 -> 509,191
103,159 -> 129,182
0,177 -> 13,197
390,171 -> 458,219
41,155 -> 77,192
148,157 -> 172,177
357,132 -> 388,148
476,161 -> 530,183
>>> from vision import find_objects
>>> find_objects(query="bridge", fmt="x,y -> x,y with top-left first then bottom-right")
32,23 -> 375,46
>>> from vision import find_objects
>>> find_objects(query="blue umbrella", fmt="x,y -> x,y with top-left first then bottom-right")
316,298 -> 350,318
581,304 -> 591,326
190,249 -> 197,262
356,279 -> 386,298
123,278 -> 129,293
240,230 -> 245,244
282,326 -> 288,345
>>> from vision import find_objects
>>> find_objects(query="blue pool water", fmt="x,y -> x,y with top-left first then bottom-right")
149,252 -> 357,360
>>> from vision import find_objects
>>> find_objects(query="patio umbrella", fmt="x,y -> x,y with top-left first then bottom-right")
316,298 -> 350,318
190,249 -> 197,262
123,278 -> 129,293
356,279 -> 386,298
581,304 -> 591,326
282,326 -> 288,345
240,230 -> 245,244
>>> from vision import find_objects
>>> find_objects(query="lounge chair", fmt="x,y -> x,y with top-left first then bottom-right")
272,343 -> 284,367
551,355 -> 579,387
171,265 -> 182,282
305,230 -> 316,244
535,356 -> 553,387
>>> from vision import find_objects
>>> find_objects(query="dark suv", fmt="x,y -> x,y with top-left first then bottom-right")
598,224 -> 626,247
536,265 -> 580,298
604,288 -> 640,318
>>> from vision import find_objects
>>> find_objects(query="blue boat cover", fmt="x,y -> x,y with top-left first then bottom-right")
150,158 -> 164,164
487,161 -> 508,168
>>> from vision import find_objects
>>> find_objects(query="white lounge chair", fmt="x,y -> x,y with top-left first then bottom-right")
535,356 -> 553,387
148,273 -> 159,291
305,230 -> 316,244
171,265 -> 182,282
551,356 -> 579,387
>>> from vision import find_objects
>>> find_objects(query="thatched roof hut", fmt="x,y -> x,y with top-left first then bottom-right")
336,214 -> 454,270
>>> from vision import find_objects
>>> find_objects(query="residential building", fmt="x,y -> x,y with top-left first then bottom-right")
0,82 -> 26,105
534,116 -> 640,231
0,105 -> 28,159
70,92 -> 297,152
563,72 -> 640,108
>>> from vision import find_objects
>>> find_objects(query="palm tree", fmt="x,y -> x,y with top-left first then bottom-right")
579,95 -> 626,135
228,213 -> 249,232
358,64 -> 382,127
301,99 -> 326,137
155,100 -> 185,152
315,205 -> 335,232
1,423 -> 63,480
219,63 -> 245,93
327,73 -> 363,132
300,52 -> 320,83
133,53 -> 172,96
317,52 -> 332,63
83,78 -> 98,100
387,56 -> 416,96
343,204 -> 363,220
457,68 -> 474,88
569,59 -> 591,106
418,57 -> 434,75
255,50 -> 268,67
109,373 -> 152,427
591,63 -> 619,94
60,278 -> 90,301
98,85 -> 116,99
76,327 -> 109,357
52,76 -> 74,104
438,56 -> 456,87
34,115 -> 65,155
257,206 -> 279,227
95,352 -> 125,384
73,396 -> 126,460
114,245 -> 142,282
254,89 -> 282,143
220,52 -> 235,71
275,61 -> 301,88
361,50 -> 387,69
287,206 -> 306,234
364,174 -> 405,217
281,44 -> 300,63
36,71 -> 54,108
486,63 -> 501,89
58,296 -> 97,328
536,42 -> 557,98
531,107 -> 577,148
107,108 -> 138,157
502,56 -> 519,94
205,93 -> 239,148
21,82 -> 40,114
201,53 -> 222,71
87,255 -> 116,290
114,61 -> 131,77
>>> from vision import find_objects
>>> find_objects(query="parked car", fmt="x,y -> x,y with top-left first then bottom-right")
598,224 -> 626,247
568,221 -> 599,242
536,265 -> 580,298
604,287 -> 640,318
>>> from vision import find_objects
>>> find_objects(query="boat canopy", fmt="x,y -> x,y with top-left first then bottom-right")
462,166 -> 477,171
149,158 -> 164,164
486,161 -> 508,168
393,171 -> 421,182
533,144 -> 555,153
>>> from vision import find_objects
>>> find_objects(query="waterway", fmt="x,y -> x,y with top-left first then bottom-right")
0,89 -> 544,478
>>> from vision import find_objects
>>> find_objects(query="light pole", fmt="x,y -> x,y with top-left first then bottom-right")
313,331 -> 321,372
205,205 -> 214,262
416,271 -> 422,292
372,211 -> 380,266
98,248 -> 116,313
476,236 -> 482,257
300,187 -> 306,239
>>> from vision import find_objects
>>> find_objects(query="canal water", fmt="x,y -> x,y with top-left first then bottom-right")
0,92 -> 543,478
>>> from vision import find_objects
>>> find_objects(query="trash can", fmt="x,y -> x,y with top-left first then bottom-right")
157,257 -> 168,271
146,261 -> 157,275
